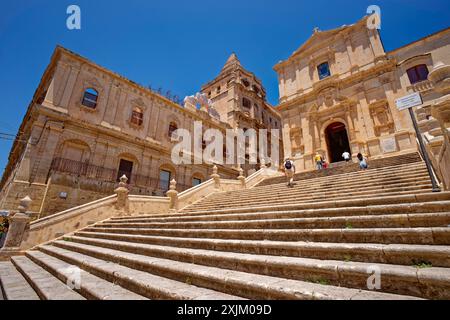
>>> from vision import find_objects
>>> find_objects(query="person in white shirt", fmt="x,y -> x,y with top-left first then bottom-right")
342,151 -> 351,162
284,158 -> 296,187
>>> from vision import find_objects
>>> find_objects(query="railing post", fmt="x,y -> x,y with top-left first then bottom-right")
114,175 -> 130,215
166,179 -> 179,213
238,167 -> 246,189
0,196 -> 32,258
211,165 -> 221,189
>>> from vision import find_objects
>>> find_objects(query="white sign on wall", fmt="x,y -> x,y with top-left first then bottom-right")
381,137 -> 397,153
395,92 -> 423,111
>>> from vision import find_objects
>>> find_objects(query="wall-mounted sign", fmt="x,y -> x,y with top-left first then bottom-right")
395,92 -> 423,111
381,137 -> 397,153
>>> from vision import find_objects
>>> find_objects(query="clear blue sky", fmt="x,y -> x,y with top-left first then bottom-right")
0,0 -> 449,175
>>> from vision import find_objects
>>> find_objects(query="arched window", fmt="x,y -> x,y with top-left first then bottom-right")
159,169 -> 172,192
192,175 -> 203,187
82,88 -> 98,109
130,107 -> 143,126
168,122 -> 178,138
407,64 -> 429,84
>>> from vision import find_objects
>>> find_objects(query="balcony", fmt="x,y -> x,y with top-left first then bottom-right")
407,79 -> 434,94
50,158 -> 191,193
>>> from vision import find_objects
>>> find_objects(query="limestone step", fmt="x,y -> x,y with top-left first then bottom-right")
10,256 -> 85,300
112,192 -> 450,221
179,192 -> 450,216
109,201 -> 450,224
60,235 -> 450,299
25,250 -> 147,300
184,185 -> 433,211
257,153 -> 423,187
201,176 -> 431,203
97,212 -> 450,230
38,244 -> 244,300
185,188 -> 432,213
222,163 -> 430,197
84,226 -> 450,245
44,240 -> 419,300
205,174 -> 430,202
208,165 -> 431,201
258,163 -> 427,188
206,171 -> 431,200
75,231 -> 450,267
0,261 -> 40,300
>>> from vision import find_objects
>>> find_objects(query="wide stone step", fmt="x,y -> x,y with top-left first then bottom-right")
0,261 -> 40,300
10,256 -> 85,300
206,173 -> 432,201
202,176 -> 431,203
38,244 -> 243,300
75,231 -> 450,267
179,192 -> 450,216
97,212 -> 450,230
84,226 -> 450,245
59,235 -> 450,299
26,250 -> 147,300
256,161 -> 428,189
258,153 -> 423,186
211,168 -> 430,201
110,201 -> 450,224
112,193 -> 450,221
215,166 -> 430,199
46,240 -> 419,300
184,184 -> 431,211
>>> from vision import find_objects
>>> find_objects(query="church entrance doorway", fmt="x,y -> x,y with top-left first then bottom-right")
325,122 -> 351,163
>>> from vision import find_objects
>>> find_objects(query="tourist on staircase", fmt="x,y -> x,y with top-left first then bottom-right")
283,158 -> 296,187
314,152 -> 323,170
342,151 -> 351,163
357,153 -> 368,170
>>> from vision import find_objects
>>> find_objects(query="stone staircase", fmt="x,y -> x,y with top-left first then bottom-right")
1,153 -> 450,300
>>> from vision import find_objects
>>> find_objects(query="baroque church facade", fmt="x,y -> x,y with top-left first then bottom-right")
0,16 -> 449,217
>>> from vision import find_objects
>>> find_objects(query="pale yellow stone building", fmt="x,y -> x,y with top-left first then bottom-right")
0,48 -> 279,216
0,15 -> 449,217
276,17 -> 449,172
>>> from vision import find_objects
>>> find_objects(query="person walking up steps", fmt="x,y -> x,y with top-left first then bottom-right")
357,153 -> 368,170
284,158 -> 296,187
314,152 -> 323,170
342,151 -> 351,163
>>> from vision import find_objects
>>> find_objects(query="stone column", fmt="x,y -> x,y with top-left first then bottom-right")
0,196 -> 32,258
166,179 -> 179,213
114,175 -> 130,215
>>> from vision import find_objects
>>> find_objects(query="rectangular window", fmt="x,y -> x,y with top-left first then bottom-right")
159,170 -> 171,192
317,62 -> 331,80
242,98 -> 251,109
131,109 -> 143,126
